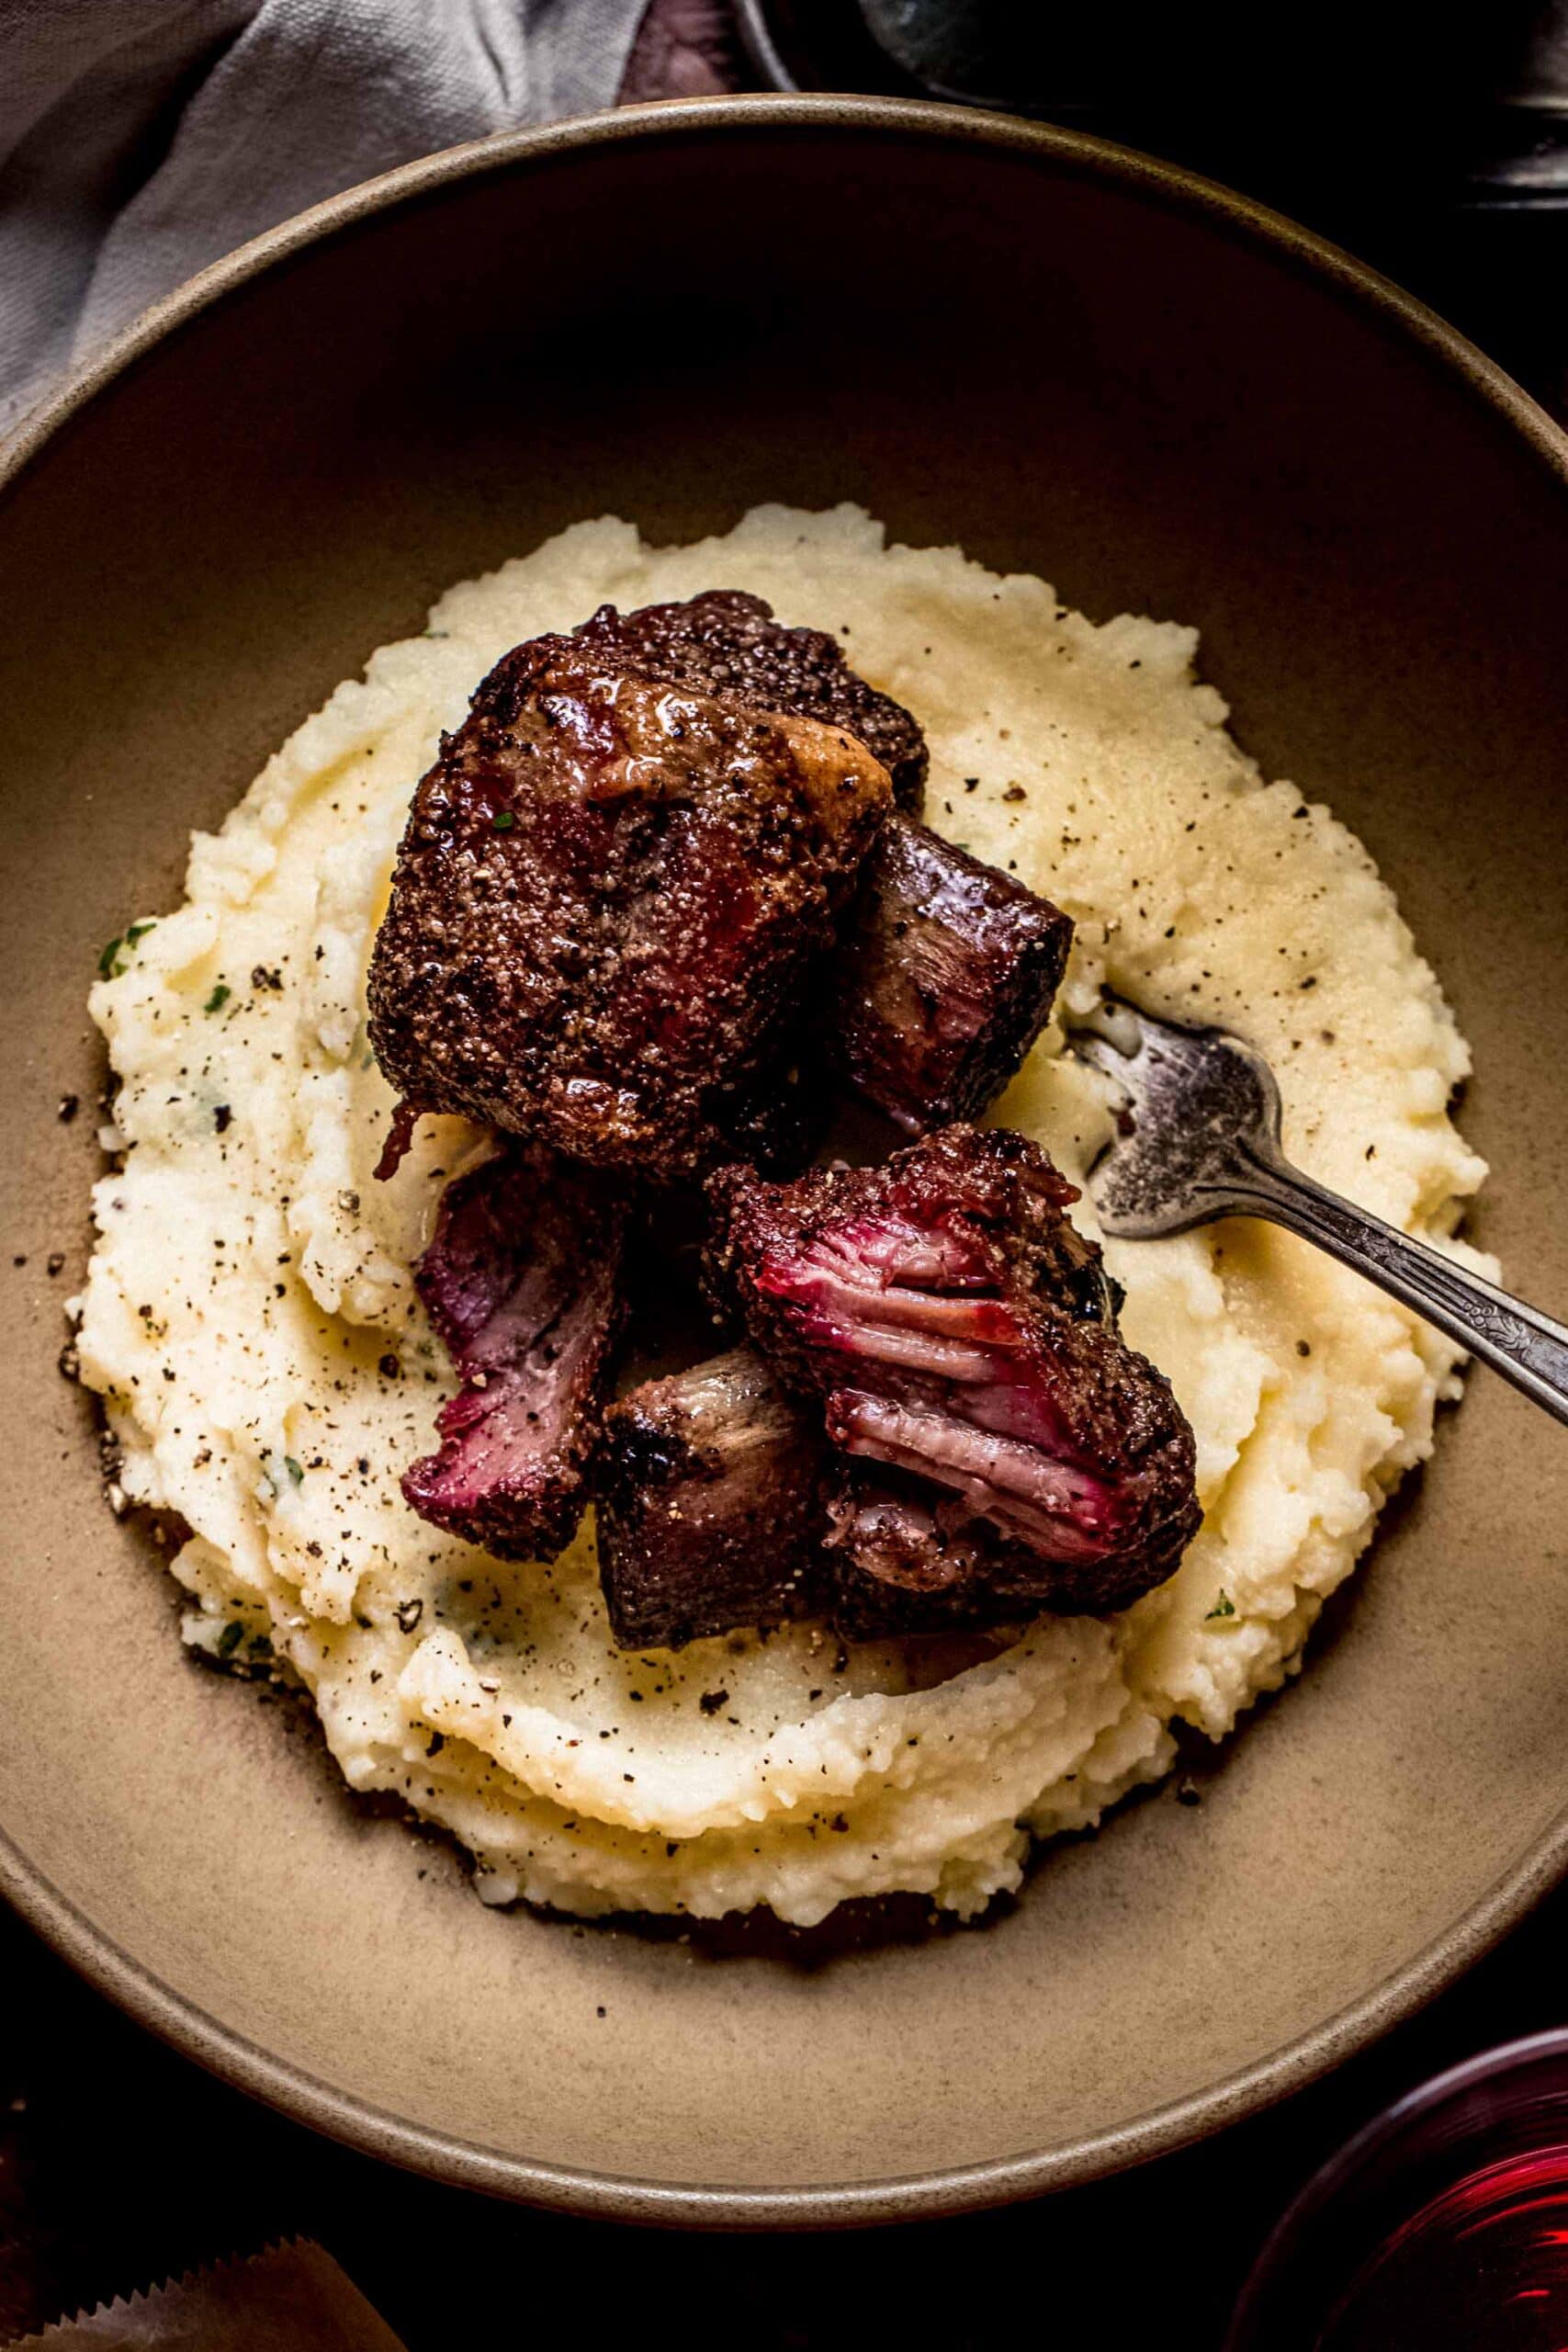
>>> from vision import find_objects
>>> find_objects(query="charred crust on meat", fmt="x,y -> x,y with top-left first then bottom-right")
367,629 -> 894,1179
594,1350 -> 829,1650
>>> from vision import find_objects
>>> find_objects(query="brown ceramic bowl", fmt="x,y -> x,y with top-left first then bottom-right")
2,97 -> 1565,2227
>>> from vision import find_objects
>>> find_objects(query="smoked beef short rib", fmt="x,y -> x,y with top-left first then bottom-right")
403,1143 -> 627,1560
828,815 -> 1075,1132
594,1350 -> 829,1650
706,1125 -> 1200,1615
367,630 -> 892,1178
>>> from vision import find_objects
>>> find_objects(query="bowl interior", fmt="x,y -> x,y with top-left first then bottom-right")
2,103 -> 1565,2222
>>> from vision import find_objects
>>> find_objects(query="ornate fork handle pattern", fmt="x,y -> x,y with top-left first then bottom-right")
1224,1142 -> 1568,1428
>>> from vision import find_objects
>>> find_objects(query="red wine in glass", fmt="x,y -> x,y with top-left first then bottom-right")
1227,2034 -> 1568,2351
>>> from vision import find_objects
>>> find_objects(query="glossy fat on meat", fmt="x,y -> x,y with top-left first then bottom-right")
575,589 -> 928,813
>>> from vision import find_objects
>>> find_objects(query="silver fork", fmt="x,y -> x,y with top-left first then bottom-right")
1069,1000 -> 1568,1427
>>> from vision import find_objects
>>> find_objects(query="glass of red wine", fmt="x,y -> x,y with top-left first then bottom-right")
1226,2032 -> 1568,2350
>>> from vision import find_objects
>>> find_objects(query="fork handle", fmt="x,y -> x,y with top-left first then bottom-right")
1225,1144 -> 1568,1429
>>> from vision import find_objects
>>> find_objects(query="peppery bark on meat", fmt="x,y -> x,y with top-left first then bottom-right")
705,1125 -> 1200,1615
574,590 -> 928,813
367,632 -> 892,1178
705,1008 -> 828,1180
594,1349 -> 829,1651
826,813 -> 1075,1133
402,1143 -> 628,1560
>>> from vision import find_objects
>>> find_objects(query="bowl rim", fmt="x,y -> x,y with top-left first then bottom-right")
3,92 -> 1567,2231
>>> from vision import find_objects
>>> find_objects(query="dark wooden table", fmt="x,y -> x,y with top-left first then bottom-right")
4,14 -> 1563,2345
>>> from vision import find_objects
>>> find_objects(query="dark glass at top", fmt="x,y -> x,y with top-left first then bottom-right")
1227,2036 -> 1568,2351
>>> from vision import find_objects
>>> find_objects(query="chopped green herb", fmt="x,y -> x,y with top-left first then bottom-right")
1206,1591 -> 1236,1621
283,1455 -> 305,1487
204,983 -> 231,1014
98,922 -> 156,978
491,810 -> 516,831
217,1620 -> 245,1657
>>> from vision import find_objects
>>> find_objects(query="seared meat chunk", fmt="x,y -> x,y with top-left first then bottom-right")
595,1350 -> 829,1650
581,594 -> 1067,1136
576,601 -> 1059,1135
706,1125 -> 1200,1614
575,590 -> 928,813
828,815 -> 1074,1132
403,1143 -> 627,1559
367,634 -> 891,1178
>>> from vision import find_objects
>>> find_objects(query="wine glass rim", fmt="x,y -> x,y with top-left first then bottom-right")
1225,2029 -> 1568,2346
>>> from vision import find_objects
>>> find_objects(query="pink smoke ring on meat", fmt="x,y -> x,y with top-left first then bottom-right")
705,1125 -> 1201,1613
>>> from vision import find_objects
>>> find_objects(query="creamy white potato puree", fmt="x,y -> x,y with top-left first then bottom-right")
77,506 -> 1491,1927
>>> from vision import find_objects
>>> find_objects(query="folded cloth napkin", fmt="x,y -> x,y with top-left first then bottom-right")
9,2240 -> 412,2349
0,0 -> 649,435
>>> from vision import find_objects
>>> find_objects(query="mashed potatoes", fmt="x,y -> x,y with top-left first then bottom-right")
76,506 -> 1491,1927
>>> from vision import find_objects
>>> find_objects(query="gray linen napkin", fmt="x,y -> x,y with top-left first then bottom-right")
0,0 -> 648,433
